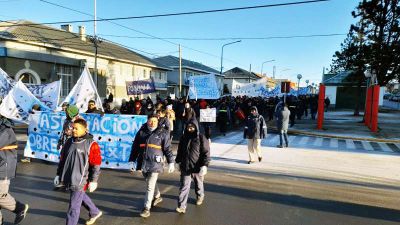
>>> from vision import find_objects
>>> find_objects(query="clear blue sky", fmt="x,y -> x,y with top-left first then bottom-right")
1,0 -> 359,86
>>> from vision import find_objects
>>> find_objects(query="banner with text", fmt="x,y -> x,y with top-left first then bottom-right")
26,80 -> 61,110
0,67 -> 16,99
232,78 -> 267,97
0,80 -> 51,123
24,112 -> 148,169
126,78 -> 156,95
188,74 -> 220,99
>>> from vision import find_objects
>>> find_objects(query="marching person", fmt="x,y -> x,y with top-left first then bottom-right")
277,103 -> 290,148
128,114 -> 175,218
85,99 -> 104,115
156,109 -> 170,132
243,106 -> 267,164
55,118 -> 103,225
55,105 -> 81,189
0,116 -> 29,224
175,119 -> 210,214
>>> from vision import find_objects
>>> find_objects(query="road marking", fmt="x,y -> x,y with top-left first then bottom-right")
298,136 -> 308,145
386,143 -> 400,153
369,142 -> 383,151
361,142 -> 374,151
314,137 -> 323,147
378,142 -> 392,152
353,141 -> 365,151
345,139 -> 356,149
330,139 -> 339,148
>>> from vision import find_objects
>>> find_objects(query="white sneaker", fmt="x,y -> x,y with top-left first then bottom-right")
86,211 -> 102,225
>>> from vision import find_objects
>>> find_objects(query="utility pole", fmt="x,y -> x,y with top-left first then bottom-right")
93,0 -> 98,87
179,44 -> 182,97
249,64 -> 252,83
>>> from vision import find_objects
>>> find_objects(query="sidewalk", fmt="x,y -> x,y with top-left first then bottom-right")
267,109 -> 400,143
210,131 -> 400,187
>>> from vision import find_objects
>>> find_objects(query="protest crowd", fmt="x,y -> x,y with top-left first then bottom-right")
0,65 -> 325,225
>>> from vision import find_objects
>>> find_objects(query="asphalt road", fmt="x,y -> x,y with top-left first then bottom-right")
3,154 -> 400,225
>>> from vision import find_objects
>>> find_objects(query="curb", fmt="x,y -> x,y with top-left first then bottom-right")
269,126 -> 400,144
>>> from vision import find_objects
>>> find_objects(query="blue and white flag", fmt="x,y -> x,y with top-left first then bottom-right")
188,74 -> 220,99
24,112 -> 148,169
0,80 -> 51,123
26,80 -> 61,110
59,65 -> 103,112
0,67 -> 16,99
188,78 -> 197,100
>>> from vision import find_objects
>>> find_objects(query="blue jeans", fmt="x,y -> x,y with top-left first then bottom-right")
66,190 -> 100,225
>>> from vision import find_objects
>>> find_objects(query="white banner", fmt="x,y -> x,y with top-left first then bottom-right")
200,108 -> 216,122
188,74 -> 220,99
0,80 -> 51,123
59,65 -> 103,112
0,67 -> 16,99
232,77 -> 267,97
26,80 -> 61,110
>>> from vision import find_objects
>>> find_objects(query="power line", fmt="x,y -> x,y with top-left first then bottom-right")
2,0 -> 330,26
34,0 -> 247,67
99,33 -> 347,41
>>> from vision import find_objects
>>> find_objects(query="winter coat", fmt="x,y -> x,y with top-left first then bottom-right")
183,107 -> 196,123
244,107 -> 267,139
158,117 -> 170,132
277,106 -> 290,131
129,125 -> 174,173
166,109 -> 175,132
175,119 -> 210,174
0,122 -> 18,180
57,133 -> 102,191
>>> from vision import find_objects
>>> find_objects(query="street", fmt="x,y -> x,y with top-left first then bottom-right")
3,130 -> 400,225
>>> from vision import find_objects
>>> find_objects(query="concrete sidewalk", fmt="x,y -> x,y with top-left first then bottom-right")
267,110 -> 400,143
210,131 -> 400,187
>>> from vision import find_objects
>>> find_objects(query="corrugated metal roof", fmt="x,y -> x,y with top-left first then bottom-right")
223,67 -> 260,79
0,20 -> 170,70
154,55 -> 219,74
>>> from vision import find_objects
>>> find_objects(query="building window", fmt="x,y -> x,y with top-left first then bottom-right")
57,65 -> 73,97
143,69 -> 147,79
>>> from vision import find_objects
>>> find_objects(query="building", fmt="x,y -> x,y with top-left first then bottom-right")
322,71 -> 384,109
153,55 -> 222,98
0,20 -> 171,105
223,67 -> 262,93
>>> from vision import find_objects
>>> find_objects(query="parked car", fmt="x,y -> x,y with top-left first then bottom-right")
383,93 -> 393,99
391,94 -> 400,102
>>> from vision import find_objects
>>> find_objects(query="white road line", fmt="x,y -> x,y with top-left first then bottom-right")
345,140 -> 356,149
330,139 -> 339,148
362,142 -> 374,151
378,142 -> 392,152
314,137 -> 323,147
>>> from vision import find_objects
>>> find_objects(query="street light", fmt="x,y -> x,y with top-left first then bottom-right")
305,79 -> 309,93
297,74 -> 302,95
220,40 -> 241,75
261,59 -> 275,76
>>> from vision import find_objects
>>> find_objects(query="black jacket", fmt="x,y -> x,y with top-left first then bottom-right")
175,119 -> 210,174
244,106 -> 267,139
158,117 -> 170,132
0,122 -> 18,180
129,124 -> 173,173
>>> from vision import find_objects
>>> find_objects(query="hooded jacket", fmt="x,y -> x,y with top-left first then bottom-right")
276,106 -> 290,131
57,133 -> 102,191
244,106 -> 267,139
175,119 -> 210,174
0,121 -> 18,180
129,124 -> 173,173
